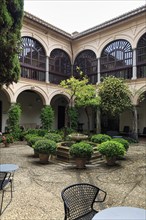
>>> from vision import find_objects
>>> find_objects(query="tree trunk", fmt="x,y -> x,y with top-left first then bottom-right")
96,109 -> 101,134
85,107 -> 90,136
132,105 -> 138,141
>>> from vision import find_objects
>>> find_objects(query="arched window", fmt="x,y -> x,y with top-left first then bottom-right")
100,40 -> 133,79
137,33 -> 146,78
74,50 -> 97,84
49,49 -> 71,84
19,37 -> 46,81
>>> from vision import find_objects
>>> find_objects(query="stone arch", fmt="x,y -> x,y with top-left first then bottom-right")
14,85 -> 48,105
49,44 -> 72,60
100,39 -> 133,79
98,37 -> 132,57
135,29 -> 146,48
21,32 -> 48,55
73,46 -> 97,62
49,90 -> 70,105
1,87 -> 14,103
134,85 -> 146,105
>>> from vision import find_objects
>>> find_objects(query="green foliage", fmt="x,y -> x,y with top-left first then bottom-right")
44,133 -> 62,143
34,139 -> 57,154
98,140 -> 126,157
91,134 -> 111,143
98,76 -> 132,117
69,141 -> 93,158
60,75 -> 89,103
112,138 -> 129,151
75,84 -> 101,108
27,136 -> 44,147
7,103 -> 21,140
40,106 -> 54,130
124,136 -> 138,143
0,0 -> 24,86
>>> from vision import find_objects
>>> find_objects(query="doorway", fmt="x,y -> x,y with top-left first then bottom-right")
58,106 -> 65,129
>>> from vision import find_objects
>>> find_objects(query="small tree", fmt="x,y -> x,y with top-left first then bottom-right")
98,76 -> 132,117
0,0 -> 24,87
60,71 -> 88,136
40,106 -> 54,130
60,68 -> 100,136
75,84 -> 101,135
98,76 -> 133,136
8,103 -> 22,140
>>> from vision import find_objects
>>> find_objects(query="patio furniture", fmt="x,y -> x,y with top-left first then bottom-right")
0,172 -> 13,215
61,183 -> 107,220
0,164 -> 19,191
92,206 -> 146,220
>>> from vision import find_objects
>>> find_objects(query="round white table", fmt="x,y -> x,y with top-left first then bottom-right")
0,164 -> 19,172
92,207 -> 146,220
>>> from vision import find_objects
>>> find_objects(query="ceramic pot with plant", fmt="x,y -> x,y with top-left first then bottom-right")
34,139 -> 57,164
98,140 -> 126,166
2,134 -> 14,147
69,141 -> 93,168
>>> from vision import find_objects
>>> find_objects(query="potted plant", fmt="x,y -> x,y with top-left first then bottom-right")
34,139 -> 57,164
2,134 -> 14,147
27,135 -> 44,157
98,140 -> 126,166
69,141 -> 93,168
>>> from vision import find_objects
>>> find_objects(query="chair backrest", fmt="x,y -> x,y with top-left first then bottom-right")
0,172 -> 8,190
61,183 -> 100,220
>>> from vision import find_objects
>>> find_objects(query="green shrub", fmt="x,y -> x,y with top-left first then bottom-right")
37,129 -> 48,137
44,133 -> 62,143
112,138 -> 129,151
91,134 -> 111,143
24,134 -> 38,143
69,141 -> 93,158
124,137 -> 138,143
98,140 -> 126,157
28,136 -> 44,147
34,139 -> 57,154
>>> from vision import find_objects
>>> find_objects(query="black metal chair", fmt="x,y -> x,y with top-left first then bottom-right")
61,183 -> 107,220
0,172 -> 13,215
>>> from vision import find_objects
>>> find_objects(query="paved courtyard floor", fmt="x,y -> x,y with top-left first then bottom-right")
0,140 -> 146,220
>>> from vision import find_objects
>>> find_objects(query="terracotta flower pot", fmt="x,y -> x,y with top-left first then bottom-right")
4,142 -> 10,147
75,157 -> 87,169
105,156 -> 117,166
39,153 -> 49,164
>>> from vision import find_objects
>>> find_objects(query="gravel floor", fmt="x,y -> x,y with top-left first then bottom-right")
0,140 -> 146,220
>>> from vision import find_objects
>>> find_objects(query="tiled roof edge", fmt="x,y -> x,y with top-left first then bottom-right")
24,4 -> 146,39
24,11 -> 72,38
72,4 -> 146,39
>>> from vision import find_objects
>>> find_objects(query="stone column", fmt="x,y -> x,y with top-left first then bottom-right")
46,56 -> 49,83
132,48 -> 137,80
97,58 -> 100,83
